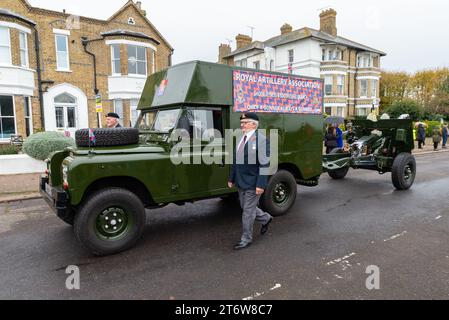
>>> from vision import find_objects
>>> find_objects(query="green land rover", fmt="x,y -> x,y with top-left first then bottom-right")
40,61 -> 416,255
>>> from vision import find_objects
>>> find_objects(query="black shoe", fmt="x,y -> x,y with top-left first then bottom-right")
233,242 -> 252,250
261,217 -> 273,235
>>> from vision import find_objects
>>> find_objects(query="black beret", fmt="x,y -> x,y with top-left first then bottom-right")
106,112 -> 120,119
240,112 -> 259,122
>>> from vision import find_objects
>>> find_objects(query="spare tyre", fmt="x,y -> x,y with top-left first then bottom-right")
75,128 -> 139,147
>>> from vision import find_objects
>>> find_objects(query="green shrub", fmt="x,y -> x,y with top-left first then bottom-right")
384,99 -> 424,121
0,144 -> 20,155
423,121 -> 441,137
22,132 -> 75,160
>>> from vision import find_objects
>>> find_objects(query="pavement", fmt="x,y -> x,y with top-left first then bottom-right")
0,138 -> 447,204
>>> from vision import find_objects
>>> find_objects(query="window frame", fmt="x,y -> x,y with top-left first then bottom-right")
253,61 -> 260,70
0,95 -> 17,141
114,99 -> 124,126
55,33 -> 70,71
19,31 -> 29,68
324,76 -> 333,96
127,45 -> 147,76
54,93 -> 77,129
288,49 -> 294,64
130,99 -> 140,128
371,79 -> 378,98
337,75 -> 344,95
356,107 -> 370,117
0,27 -> 11,65
337,107 -> 345,117
111,44 -> 121,75
24,96 -> 32,136
183,107 -> 224,143
360,79 -> 368,98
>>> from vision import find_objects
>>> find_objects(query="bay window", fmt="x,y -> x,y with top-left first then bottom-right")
128,45 -> 147,76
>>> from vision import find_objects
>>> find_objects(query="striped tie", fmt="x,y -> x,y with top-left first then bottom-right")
238,135 -> 247,155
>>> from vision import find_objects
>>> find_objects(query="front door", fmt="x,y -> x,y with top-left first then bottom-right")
54,93 -> 77,138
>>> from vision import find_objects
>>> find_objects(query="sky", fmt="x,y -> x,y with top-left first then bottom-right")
27,0 -> 449,73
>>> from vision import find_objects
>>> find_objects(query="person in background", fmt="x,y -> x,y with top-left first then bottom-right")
345,126 -> 356,145
442,123 -> 448,149
336,124 -> 344,149
106,112 -> 122,128
324,125 -> 338,154
417,123 -> 426,149
432,126 -> 442,151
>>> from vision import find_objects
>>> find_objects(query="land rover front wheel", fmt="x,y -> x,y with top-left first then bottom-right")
74,188 -> 146,256
260,170 -> 297,216
391,153 -> 416,190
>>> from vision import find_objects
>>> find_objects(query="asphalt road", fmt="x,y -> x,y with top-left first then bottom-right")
1,152 -> 448,300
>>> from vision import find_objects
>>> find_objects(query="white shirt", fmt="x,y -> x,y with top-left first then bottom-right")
237,130 -> 256,151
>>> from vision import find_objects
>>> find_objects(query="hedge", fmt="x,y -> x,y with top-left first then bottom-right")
22,132 -> 75,161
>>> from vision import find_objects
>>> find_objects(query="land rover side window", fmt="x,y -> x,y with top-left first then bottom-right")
137,111 -> 156,130
182,109 -> 223,142
152,109 -> 181,132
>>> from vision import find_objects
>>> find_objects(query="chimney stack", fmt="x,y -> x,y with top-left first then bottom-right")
136,1 -> 142,9
320,8 -> 337,37
235,34 -> 252,49
218,44 -> 232,64
280,23 -> 293,35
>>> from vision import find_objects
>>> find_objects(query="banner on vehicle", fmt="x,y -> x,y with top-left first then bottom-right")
233,70 -> 323,115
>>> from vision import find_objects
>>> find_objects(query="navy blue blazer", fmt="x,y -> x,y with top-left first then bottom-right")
229,131 -> 271,190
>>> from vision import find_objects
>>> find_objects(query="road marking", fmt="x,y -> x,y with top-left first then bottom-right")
435,216 -> 442,220
325,253 -> 356,266
242,283 -> 282,300
383,231 -> 407,242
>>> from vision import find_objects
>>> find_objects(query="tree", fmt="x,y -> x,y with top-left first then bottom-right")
380,71 -> 411,111
428,74 -> 449,118
412,69 -> 449,111
384,99 -> 423,121
381,68 -> 449,119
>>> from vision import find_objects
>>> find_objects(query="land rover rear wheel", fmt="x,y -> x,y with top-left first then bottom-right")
391,153 -> 416,190
74,188 -> 146,256
260,170 -> 297,216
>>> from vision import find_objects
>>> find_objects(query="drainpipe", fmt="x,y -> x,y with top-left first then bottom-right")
81,37 -> 99,95
81,37 -> 101,127
32,26 -> 45,129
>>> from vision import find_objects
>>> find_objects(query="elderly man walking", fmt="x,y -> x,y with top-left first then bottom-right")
228,113 -> 273,250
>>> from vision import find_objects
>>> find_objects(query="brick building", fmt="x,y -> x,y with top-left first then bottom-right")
0,0 -> 173,142
218,9 -> 386,118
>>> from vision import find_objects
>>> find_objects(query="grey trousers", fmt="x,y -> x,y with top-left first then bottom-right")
238,189 -> 272,243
